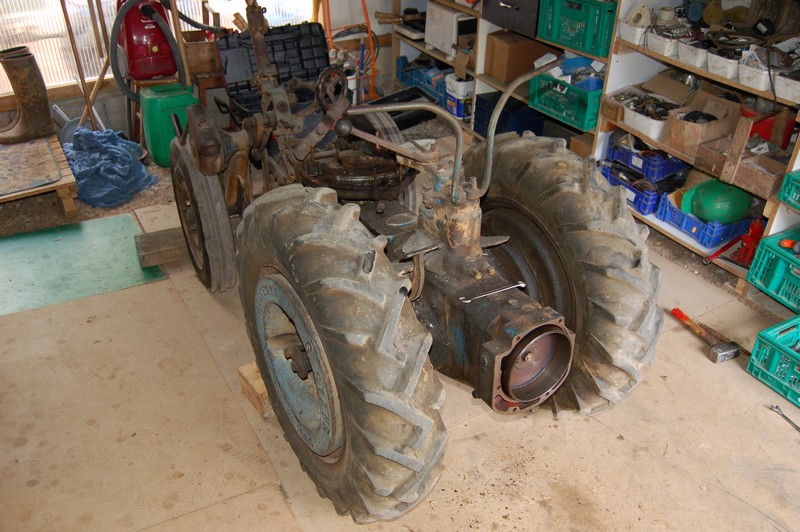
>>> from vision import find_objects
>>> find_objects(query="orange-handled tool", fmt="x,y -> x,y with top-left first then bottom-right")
671,308 -> 719,346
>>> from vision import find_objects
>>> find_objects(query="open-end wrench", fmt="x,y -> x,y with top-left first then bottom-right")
770,405 -> 800,433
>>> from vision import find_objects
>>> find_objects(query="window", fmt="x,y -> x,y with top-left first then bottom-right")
0,0 -> 312,96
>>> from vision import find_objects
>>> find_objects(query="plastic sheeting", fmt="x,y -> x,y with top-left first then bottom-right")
64,128 -> 156,208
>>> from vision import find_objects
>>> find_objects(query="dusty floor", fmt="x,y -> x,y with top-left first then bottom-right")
1,201 -> 798,531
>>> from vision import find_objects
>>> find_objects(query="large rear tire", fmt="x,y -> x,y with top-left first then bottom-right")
465,133 -> 663,415
237,185 -> 447,522
170,138 -> 236,292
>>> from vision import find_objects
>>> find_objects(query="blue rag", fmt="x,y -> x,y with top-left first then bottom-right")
64,128 -> 157,208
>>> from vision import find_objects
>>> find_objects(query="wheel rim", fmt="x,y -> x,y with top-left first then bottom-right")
254,271 -> 344,458
173,157 -> 206,271
481,202 -> 581,332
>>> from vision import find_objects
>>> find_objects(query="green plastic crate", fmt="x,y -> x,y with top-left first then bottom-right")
778,169 -> 800,212
746,227 -> 800,313
537,0 -> 618,57
140,84 -> 198,167
529,74 -> 603,132
748,315 -> 800,408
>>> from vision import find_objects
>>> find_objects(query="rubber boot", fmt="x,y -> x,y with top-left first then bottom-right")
0,51 -> 55,144
0,46 -> 30,133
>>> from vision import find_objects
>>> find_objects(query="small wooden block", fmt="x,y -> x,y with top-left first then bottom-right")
238,361 -> 271,418
135,226 -> 187,267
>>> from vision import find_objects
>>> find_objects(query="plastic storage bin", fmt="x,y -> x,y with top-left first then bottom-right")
529,74 -> 603,132
776,74 -> 800,104
473,91 -> 547,138
677,40 -> 708,69
746,226 -> 800,313
656,193 -> 753,248
739,62 -> 771,91
600,166 -> 659,215
778,170 -> 800,211
646,31 -> 678,56
605,143 -> 690,183
537,0 -> 617,57
747,315 -> 800,408
623,105 -> 667,140
396,56 -> 450,108
140,83 -> 198,167
619,20 -> 646,46
707,51 -> 738,79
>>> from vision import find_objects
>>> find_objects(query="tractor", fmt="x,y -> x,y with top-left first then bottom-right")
169,0 -> 662,522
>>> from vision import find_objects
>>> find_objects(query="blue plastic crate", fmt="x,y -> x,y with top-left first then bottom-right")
473,91 -> 547,138
655,193 -> 752,249
605,143 -> 690,183
600,166 -> 659,216
396,56 -> 449,108
748,314 -> 800,408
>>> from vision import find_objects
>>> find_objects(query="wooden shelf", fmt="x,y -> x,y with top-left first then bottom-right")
394,32 -> 475,77
537,37 -> 609,64
605,117 -> 695,165
617,39 -> 800,108
630,210 -> 749,280
476,73 -> 529,105
430,0 -> 479,17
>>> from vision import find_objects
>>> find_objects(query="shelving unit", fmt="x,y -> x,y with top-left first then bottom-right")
390,0 -> 613,136
598,0 -> 800,296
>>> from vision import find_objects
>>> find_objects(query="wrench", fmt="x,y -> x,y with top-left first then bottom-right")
770,405 -> 800,433
459,282 -> 526,304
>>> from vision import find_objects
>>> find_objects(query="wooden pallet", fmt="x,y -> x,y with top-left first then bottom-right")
0,135 -> 77,218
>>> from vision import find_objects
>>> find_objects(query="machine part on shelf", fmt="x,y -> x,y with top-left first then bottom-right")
0,51 -> 56,145
779,239 -> 800,254
671,308 -> 743,363
459,281 -> 526,303
730,218 -> 762,266
707,31 -> 763,51
681,110 -> 717,124
628,95 -> 679,121
770,404 -> 800,433
170,136 -> 236,292
470,135 -> 662,414
238,185 -> 447,523
702,235 -> 742,265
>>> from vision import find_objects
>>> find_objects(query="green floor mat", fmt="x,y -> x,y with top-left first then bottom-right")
0,214 -> 165,316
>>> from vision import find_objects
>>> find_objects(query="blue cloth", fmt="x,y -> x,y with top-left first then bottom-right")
64,128 -> 157,208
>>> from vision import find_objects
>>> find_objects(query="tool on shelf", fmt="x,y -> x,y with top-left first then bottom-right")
703,235 -> 742,265
671,307 -> 747,363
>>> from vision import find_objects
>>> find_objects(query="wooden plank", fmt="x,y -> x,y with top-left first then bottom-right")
238,361 -> 271,418
719,117 -> 753,182
134,226 -> 187,267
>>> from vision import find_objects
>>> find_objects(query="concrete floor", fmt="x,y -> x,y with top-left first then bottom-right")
1,205 -> 799,531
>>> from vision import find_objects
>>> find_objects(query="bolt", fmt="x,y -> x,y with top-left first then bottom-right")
524,353 -> 534,363
474,271 -> 483,281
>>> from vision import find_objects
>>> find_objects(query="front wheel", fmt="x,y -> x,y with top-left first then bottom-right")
170,138 -> 236,292
237,185 -> 447,522
465,134 -> 663,415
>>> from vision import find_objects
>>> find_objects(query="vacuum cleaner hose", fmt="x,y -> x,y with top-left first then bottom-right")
110,0 -> 187,103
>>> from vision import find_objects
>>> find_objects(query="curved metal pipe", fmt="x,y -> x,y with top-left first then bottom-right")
347,102 -> 464,202
480,58 -> 563,197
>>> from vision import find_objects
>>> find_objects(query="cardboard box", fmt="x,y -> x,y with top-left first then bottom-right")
569,132 -> 594,158
723,154 -> 787,199
184,30 -> 221,75
663,89 -> 741,160
484,30 -> 558,83
641,69 -> 695,105
454,34 -> 476,79
601,86 -> 645,122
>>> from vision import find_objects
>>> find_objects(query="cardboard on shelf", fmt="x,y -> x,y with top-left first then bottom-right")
454,34 -> 476,79
569,132 -> 595,158
483,30 -> 558,83
662,89 -> 741,160
640,68 -> 695,105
